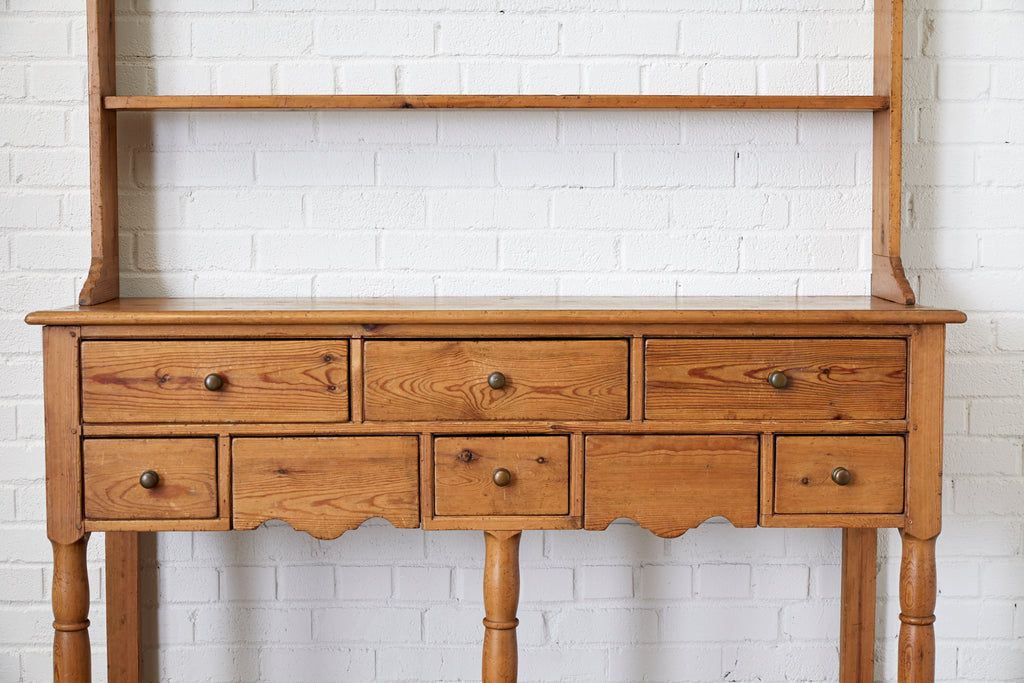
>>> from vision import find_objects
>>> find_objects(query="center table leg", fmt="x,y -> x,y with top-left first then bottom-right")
482,530 -> 522,683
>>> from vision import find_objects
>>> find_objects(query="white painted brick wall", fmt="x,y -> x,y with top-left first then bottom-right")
1,1 -> 1022,681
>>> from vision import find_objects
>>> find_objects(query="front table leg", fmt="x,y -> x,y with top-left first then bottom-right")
898,531 -> 937,682
482,531 -> 522,683
52,535 -> 91,683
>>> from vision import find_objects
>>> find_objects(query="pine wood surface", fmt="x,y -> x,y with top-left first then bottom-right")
584,435 -> 759,537
363,340 -> 629,421
645,338 -> 908,421
27,296 -> 967,326
774,436 -> 905,515
83,439 -> 218,520
81,340 -> 349,423
482,531 -> 521,683
434,436 -> 570,516
52,537 -> 92,683
43,327 -> 83,546
231,436 -> 419,539
103,94 -> 891,111
105,532 -> 141,683
840,528 -> 878,683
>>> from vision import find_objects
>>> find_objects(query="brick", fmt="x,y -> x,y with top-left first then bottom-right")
781,601 -> 839,640
321,110 -> 438,144
0,64 -> 26,99
213,63 -> 274,95
622,231 -> 738,273
144,646 -> 260,681
938,61 -> 991,101
136,151 -> 254,188
336,565 -> 392,600
274,61 -> 335,95
255,150 -> 373,186
259,646 -> 375,682
440,16 -> 558,56
381,149 -> 495,187
394,566 -> 451,601
382,230 -> 495,270
926,12 -> 1024,59
609,645 -> 720,681
439,111 -> 556,147
192,18 -> 313,58
220,566 -> 276,602
0,566 -> 44,602
686,17 -> 798,58
0,19 -> 69,56
550,608 -> 659,644
664,604 -> 779,641
579,565 -> 633,600
317,17 -> 434,57
619,150 -> 734,188
254,231 -> 376,271
563,16 -> 678,56
498,151 -> 612,188
695,564 -> 752,598
427,189 -> 547,230
278,565 -> 334,601
314,607 -> 420,643
196,606 -> 311,643
640,564 -> 692,600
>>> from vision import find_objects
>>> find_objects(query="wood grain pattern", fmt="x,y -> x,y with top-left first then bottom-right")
840,528 -> 877,683
584,435 -> 759,537
79,0 -> 118,305
899,532 -> 937,683
232,436 -> 419,539
774,436 -> 904,515
364,340 -> 628,421
434,436 -> 569,516
103,94 -> 891,111
26,296 -> 968,327
84,439 -> 218,520
105,532 -> 141,683
646,339 -> 907,421
44,327 -> 83,546
871,0 -> 915,305
81,340 -> 349,423
52,537 -> 91,683
482,531 -> 521,683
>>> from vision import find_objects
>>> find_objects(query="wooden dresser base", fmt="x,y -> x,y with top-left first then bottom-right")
30,298 -> 962,683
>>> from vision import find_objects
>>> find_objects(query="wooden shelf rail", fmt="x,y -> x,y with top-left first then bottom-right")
103,94 -> 890,112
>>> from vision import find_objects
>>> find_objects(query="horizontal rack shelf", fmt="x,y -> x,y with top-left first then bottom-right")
103,94 -> 890,111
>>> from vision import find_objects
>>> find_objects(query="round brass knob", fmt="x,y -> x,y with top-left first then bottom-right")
488,372 -> 506,390
767,370 -> 789,389
204,373 -> 224,391
831,467 -> 852,486
492,468 -> 511,487
139,470 -> 160,489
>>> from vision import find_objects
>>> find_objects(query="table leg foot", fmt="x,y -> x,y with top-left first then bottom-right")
898,531 -> 936,683
482,531 -> 521,683
52,535 -> 91,683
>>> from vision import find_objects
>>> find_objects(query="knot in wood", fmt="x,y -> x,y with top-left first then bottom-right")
459,449 -> 475,463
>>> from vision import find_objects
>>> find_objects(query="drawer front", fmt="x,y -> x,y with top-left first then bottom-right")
774,436 -> 905,514
83,438 -> 218,520
81,340 -> 349,423
584,435 -> 758,537
434,436 -> 570,516
232,436 -> 419,539
364,340 -> 629,421
645,338 -> 907,420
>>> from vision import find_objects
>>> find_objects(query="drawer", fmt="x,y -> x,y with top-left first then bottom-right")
83,438 -> 218,520
584,435 -> 758,537
434,436 -> 569,516
645,339 -> 906,420
774,436 -> 905,514
364,340 -> 629,421
81,340 -> 349,423
232,436 -> 419,539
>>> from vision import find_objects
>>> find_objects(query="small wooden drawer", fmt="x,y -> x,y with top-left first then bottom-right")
83,438 -> 218,520
645,338 -> 907,420
774,436 -> 905,515
81,340 -> 349,423
584,435 -> 759,537
434,436 -> 570,516
363,340 -> 628,421
232,436 -> 419,539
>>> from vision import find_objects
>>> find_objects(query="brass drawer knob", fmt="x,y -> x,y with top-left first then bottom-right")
204,373 -> 224,391
139,470 -> 160,489
767,370 -> 789,389
831,467 -> 852,486
487,371 -> 506,390
492,467 -> 512,487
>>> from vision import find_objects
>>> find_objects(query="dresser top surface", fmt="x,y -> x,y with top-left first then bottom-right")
26,296 -> 966,326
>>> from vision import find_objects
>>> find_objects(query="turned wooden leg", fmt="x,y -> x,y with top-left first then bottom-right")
106,532 -> 141,683
52,535 -> 91,683
839,528 -> 877,683
898,531 -> 937,683
482,531 -> 521,683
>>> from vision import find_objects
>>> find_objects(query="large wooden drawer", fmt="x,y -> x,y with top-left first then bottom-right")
232,436 -> 419,539
81,340 -> 349,423
645,338 -> 907,420
363,340 -> 629,421
774,435 -> 905,515
584,435 -> 759,537
83,438 -> 218,520
434,436 -> 570,516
